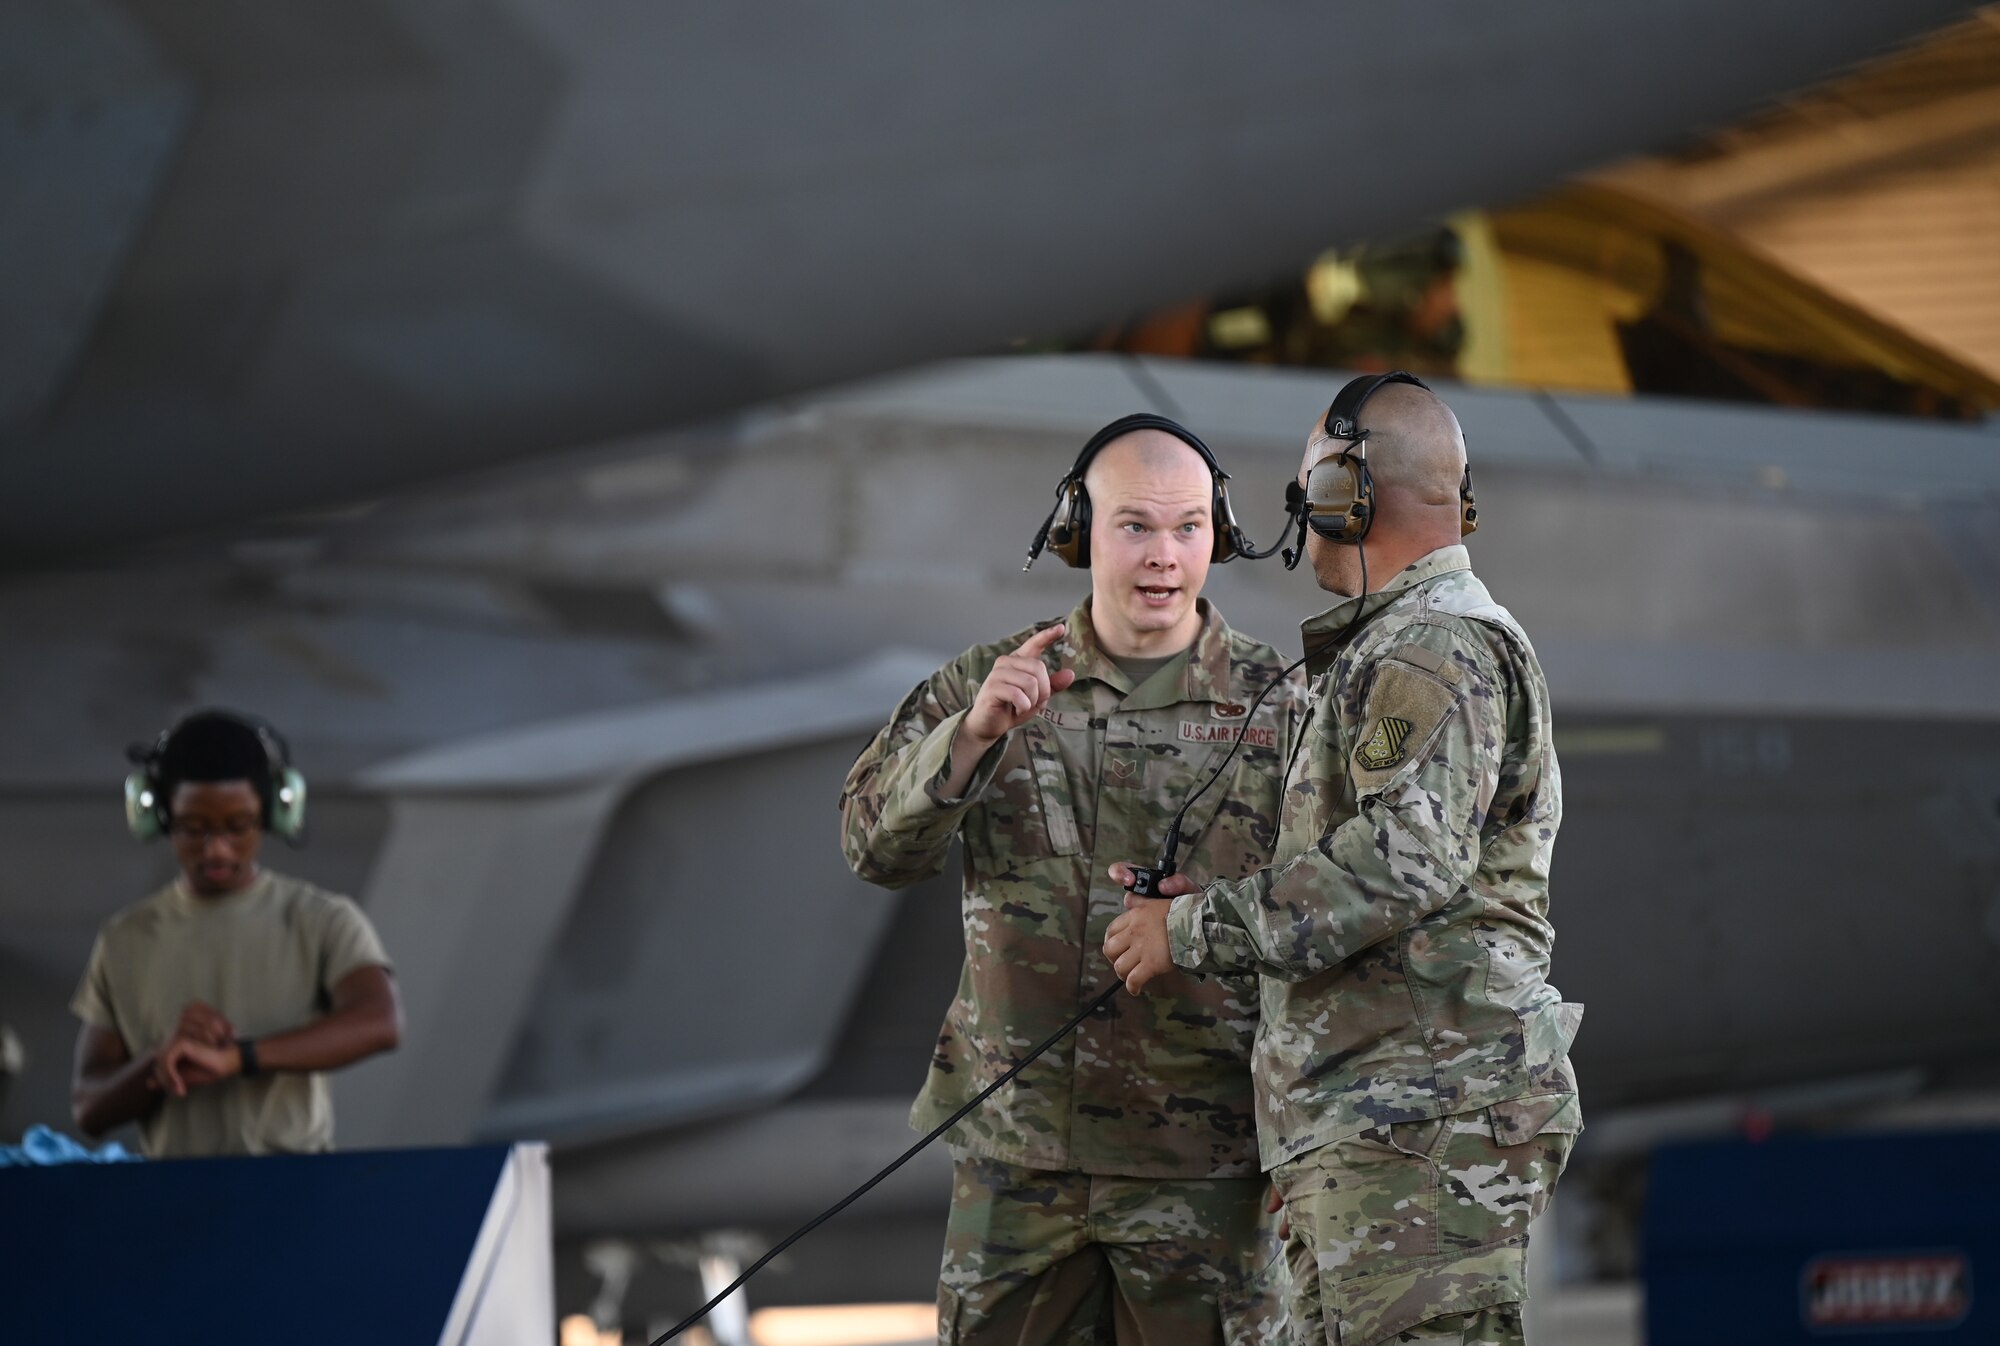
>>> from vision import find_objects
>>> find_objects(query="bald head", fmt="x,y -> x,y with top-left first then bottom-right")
1085,428 -> 1211,500
1299,381 -> 1471,595
1301,381 -> 1465,507
1360,382 -> 1465,503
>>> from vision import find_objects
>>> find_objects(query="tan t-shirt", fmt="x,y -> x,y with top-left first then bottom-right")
70,869 -> 392,1158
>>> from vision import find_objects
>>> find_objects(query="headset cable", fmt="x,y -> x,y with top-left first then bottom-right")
653,979 -> 1123,1343
660,547 -> 1374,1341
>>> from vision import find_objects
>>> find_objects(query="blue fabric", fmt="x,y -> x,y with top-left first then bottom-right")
0,1123 -> 140,1167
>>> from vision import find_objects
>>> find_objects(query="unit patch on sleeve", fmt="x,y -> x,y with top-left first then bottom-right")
1356,716 -> 1413,770
1348,657 -> 1462,794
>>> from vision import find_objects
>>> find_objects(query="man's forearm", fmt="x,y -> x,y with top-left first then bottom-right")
1167,888 -> 1264,978
255,1001 -> 401,1074
937,722 -> 1002,802
1174,802 -> 1469,982
849,714 -> 1008,879
73,1053 -> 158,1136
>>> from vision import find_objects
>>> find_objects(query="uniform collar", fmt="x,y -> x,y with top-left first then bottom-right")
1061,597 -> 1237,710
1299,544 -> 1470,672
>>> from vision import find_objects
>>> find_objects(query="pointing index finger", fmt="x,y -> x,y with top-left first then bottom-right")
1016,622 -> 1066,659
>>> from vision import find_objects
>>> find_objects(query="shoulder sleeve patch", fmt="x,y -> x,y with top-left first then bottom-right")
1350,658 -> 1462,796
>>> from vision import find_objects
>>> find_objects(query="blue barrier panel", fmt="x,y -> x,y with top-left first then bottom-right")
0,1144 -> 527,1344
1645,1128 -> 1995,1344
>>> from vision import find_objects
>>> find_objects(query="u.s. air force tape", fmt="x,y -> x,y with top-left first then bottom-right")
1179,721 -> 1277,748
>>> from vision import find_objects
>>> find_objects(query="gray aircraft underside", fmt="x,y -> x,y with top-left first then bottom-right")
3,355 -> 1999,1255
0,0 -> 1980,560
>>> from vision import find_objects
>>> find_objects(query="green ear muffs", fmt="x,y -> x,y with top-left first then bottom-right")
124,771 -> 167,842
124,713 -> 309,846
268,767 -> 308,843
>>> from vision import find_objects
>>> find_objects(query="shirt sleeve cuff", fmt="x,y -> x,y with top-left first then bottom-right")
919,711 -> 1008,807
69,992 -> 115,1032
1167,886 -> 1261,976
1166,890 -> 1207,969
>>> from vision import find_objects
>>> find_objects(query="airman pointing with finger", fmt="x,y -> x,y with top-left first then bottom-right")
841,416 -> 1304,1345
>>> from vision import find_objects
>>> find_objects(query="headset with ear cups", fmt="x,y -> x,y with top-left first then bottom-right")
655,401 -> 1448,1344
124,710 -> 309,845
1280,371 -> 1479,567
1024,413 -> 1283,570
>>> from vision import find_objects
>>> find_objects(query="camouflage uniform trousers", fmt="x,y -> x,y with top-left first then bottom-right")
939,1154 -> 1287,1345
1273,1098 -> 1578,1346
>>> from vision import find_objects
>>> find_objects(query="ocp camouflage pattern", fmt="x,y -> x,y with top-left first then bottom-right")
938,1155 -> 1286,1344
1275,1096 -> 1578,1346
1167,546 -> 1583,1169
840,597 -> 1305,1178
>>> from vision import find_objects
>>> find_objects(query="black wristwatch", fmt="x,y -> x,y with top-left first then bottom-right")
235,1036 -> 261,1079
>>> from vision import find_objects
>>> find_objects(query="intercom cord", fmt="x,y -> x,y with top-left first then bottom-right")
661,549 -> 1375,1342
653,979 -> 1124,1343
1155,546 -> 1367,875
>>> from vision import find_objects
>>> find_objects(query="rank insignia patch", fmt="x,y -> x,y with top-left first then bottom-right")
1356,716 -> 1413,770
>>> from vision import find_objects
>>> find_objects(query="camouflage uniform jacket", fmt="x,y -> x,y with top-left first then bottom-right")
840,598 -> 1304,1179
1166,547 -> 1582,1170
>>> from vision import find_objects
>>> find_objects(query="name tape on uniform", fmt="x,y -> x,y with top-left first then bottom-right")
1179,721 -> 1277,748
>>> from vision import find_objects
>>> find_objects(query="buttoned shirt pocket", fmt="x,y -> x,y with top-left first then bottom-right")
967,719 -> 1081,862
1022,719 -> 1082,856
1177,739 -> 1285,881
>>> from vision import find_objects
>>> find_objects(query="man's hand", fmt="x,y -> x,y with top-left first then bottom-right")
1103,862 -> 1194,993
151,999 -> 239,1095
962,623 -> 1076,748
171,1000 -> 234,1048
1267,1183 -> 1291,1241
1106,861 -> 1198,902
153,1036 -> 242,1097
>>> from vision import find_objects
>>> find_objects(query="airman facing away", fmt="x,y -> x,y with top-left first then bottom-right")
1106,376 -> 1582,1346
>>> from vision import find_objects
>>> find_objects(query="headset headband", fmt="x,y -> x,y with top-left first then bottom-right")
124,709 -> 308,844
1281,369 -> 1476,564
1025,412 -> 1279,569
1064,413 -> 1231,486
130,709 -> 293,776
1323,370 -> 1430,441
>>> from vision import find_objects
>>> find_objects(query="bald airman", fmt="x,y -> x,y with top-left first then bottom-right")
1105,377 -> 1582,1346
843,417 -> 1301,1345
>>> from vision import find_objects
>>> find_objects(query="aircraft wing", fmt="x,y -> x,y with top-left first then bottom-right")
0,1 -> 1978,559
